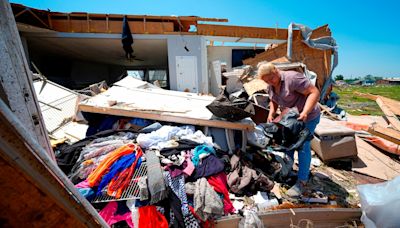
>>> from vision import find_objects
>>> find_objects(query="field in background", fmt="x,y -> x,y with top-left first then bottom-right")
334,85 -> 400,115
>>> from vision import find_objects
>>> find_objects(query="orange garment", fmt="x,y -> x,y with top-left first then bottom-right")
107,147 -> 143,198
87,144 -> 136,187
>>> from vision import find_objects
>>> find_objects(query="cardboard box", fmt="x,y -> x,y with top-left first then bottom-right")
311,118 -> 358,161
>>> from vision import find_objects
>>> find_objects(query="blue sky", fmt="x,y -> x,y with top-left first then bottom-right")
10,0 -> 400,78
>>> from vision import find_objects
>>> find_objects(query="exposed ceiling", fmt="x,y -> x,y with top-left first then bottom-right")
26,36 -> 168,68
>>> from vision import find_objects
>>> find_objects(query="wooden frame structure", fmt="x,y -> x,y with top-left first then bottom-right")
0,0 -> 107,226
243,25 -> 333,91
11,3 -> 331,43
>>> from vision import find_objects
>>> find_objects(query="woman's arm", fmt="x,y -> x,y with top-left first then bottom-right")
268,100 -> 279,122
297,85 -> 320,121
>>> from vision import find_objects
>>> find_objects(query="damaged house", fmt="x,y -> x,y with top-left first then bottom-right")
11,3 -> 335,97
1,2 -> 399,228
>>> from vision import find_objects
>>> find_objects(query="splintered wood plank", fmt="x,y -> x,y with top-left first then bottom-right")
243,78 -> 268,96
354,92 -> 400,116
367,124 -> 400,145
381,97 -> 400,116
352,136 -> 400,180
376,97 -> 400,130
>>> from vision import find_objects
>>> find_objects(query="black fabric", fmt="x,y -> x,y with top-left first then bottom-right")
159,187 -> 185,228
259,109 -> 312,152
122,16 -> 134,59
192,155 -> 225,180
240,148 -> 282,180
259,122 -> 280,139
160,139 -> 200,157
82,112 -> 121,136
206,88 -> 254,121
115,201 -> 131,215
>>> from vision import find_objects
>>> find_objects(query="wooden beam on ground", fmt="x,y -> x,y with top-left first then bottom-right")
354,92 -> 379,100
368,124 -> 400,145
354,92 -> 400,116
381,98 -> 400,116
376,97 -> 400,130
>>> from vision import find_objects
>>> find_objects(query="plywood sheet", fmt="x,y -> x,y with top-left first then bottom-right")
352,136 -> 400,180
243,78 -> 268,96
346,114 -> 389,127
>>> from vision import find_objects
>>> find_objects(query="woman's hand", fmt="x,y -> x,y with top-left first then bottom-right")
297,112 -> 308,121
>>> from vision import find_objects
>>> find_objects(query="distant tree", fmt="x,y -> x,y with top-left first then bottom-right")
364,74 -> 375,81
374,76 -> 383,80
335,75 -> 344,80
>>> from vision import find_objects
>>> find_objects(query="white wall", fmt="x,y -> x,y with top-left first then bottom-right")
167,35 -> 208,93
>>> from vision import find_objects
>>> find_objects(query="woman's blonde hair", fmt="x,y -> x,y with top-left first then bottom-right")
257,61 -> 277,79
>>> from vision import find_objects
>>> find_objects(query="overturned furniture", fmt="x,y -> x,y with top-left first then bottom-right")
311,118 -> 358,161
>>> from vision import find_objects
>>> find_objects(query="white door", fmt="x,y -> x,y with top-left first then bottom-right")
176,56 -> 198,92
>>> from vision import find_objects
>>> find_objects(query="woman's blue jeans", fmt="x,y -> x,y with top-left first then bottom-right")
286,115 -> 320,182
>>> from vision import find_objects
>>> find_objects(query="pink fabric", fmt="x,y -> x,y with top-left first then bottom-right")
207,172 -> 235,214
75,180 -> 90,188
99,201 -> 133,227
183,157 -> 195,176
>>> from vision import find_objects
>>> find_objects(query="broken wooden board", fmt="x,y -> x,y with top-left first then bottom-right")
376,97 -> 400,130
243,78 -> 268,96
214,208 -> 361,228
78,83 -> 254,131
319,103 -> 340,120
352,136 -> 400,181
354,92 -> 400,116
367,124 -> 400,145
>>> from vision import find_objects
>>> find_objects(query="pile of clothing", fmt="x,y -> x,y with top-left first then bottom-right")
57,113 -> 305,227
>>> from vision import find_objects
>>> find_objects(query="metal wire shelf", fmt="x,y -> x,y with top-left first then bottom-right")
91,162 -> 147,203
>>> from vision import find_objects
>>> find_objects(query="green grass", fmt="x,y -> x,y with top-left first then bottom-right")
334,85 -> 400,115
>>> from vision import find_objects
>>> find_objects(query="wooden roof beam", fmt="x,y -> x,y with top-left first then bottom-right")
11,3 -> 228,23
196,24 -> 328,41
